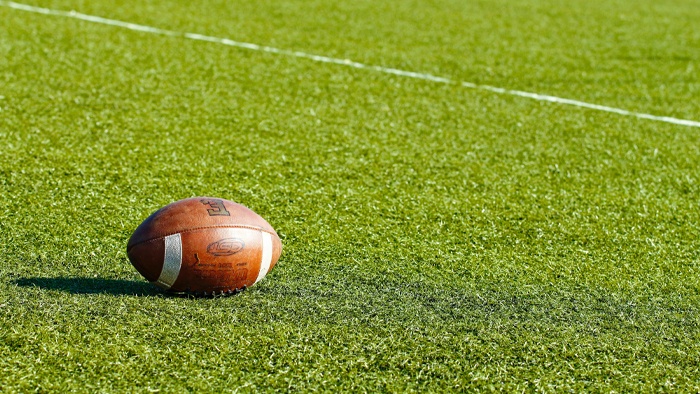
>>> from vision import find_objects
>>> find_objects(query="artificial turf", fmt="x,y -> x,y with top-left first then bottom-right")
1,0 -> 699,391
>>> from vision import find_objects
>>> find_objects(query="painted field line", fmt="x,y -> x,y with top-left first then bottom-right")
2,0 -> 698,129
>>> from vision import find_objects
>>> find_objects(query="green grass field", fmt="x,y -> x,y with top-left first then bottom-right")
1,0 -> 699,391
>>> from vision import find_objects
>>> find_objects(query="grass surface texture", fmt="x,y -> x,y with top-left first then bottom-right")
1,0 -> 700,392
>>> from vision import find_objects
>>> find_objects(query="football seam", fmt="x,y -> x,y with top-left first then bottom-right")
126,224 -> 280,252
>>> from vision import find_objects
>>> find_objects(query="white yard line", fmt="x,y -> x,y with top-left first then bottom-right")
2,0 -> 699,128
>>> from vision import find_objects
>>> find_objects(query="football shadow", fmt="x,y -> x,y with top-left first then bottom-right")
14,277 -> 164,297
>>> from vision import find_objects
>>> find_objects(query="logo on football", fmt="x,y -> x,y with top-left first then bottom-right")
126,197 -> 282,296
207,238 -> 245,256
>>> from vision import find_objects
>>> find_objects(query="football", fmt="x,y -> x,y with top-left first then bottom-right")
127,197 -> 282,295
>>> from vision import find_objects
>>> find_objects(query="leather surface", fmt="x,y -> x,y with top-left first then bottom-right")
126,197 -> 282,293
127,197 -> 278,250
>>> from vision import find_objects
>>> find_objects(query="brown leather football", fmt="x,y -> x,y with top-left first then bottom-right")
127,197 -> 282,295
